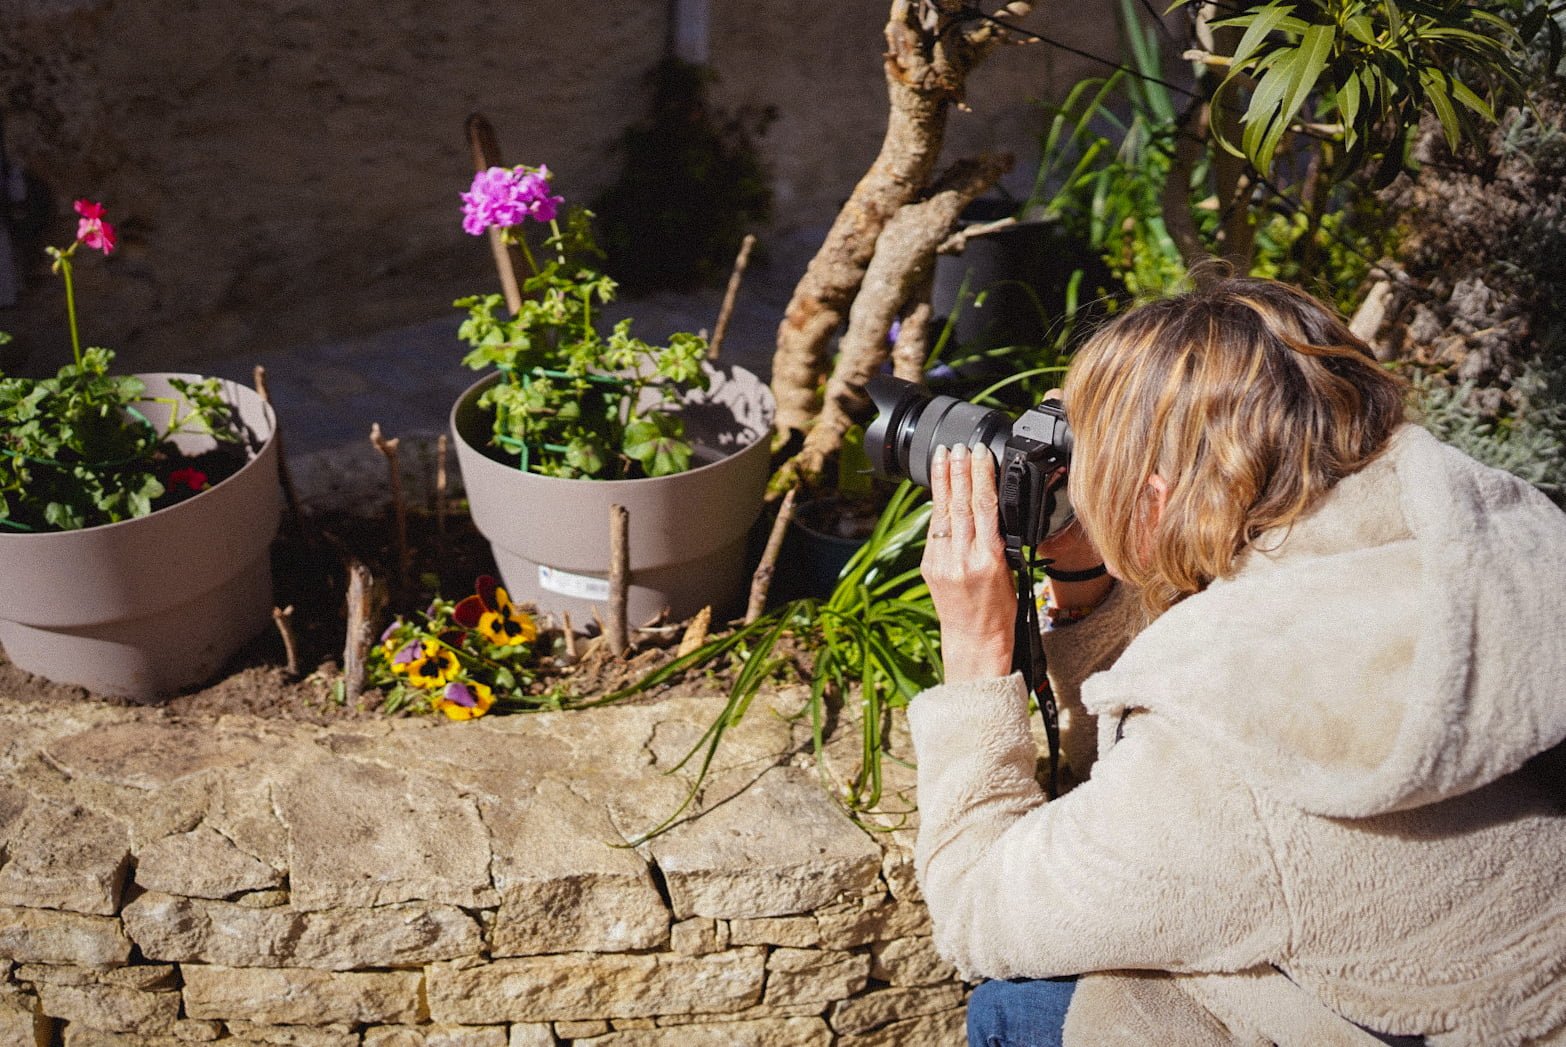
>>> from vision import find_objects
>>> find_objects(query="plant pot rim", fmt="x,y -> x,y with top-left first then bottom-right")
0,371 -> 277,542
450,366 -> 773,487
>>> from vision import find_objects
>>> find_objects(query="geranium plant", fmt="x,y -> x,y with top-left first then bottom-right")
455,164 -> 710,479
369,575 -> 544,718
0,200 -> 245,532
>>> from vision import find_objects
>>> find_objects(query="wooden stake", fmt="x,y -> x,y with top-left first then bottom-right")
369,423 -> 410,596
746,484 -> 799,623
561,611 -> 578,661
709,233 -> 756,360
343,561 -> 374,703
435,433 -> 450,538
607,503 -> 630,656
272,604 -> 299,677
252,365 -> 305,528
465,113 -> 524,315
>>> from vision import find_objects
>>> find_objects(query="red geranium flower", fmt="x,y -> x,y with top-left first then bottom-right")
168,467 -> 208,491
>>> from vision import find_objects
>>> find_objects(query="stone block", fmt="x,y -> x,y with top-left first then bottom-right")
61,1030 -> 185,1047
0,801 -> 130,915
577,1017 -> 831,1046
426,949 -> 766,1024
646,767 -> 882,919
841,1007 -> 966,1047
364,1026 -> 508,1047
15,962 -> 177,991
123,891 -> 483,970
828,983 -> 964,1037
763,947 -> 870,1006
727,916 -> 820,948
36,981 -> 181,1034
554,1019 -> 609,1038
222,1022 -> 360,1046
276,759 -> 498,911
507,1025 -> 554,1047
172,1018 -> 224,1041
0,992 -> 50,1047
43,721 -> 268,792
0,906 -> 133,966
869,936 -> 956,987
817,896 -> 931,949
487,783 -> 669,955
669,918 -> 727,955
183,965 -> 423,1025
880,841 -> 921,902
135,825 -> 283,898
234,889 -> 291,908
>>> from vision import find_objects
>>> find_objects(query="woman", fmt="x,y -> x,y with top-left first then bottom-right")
912,277 -> 1566,1046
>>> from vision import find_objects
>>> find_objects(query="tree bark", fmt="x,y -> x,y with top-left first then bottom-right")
797,153 -> 1012,474
768,0 -> 1032,434
891,270 -> 935,381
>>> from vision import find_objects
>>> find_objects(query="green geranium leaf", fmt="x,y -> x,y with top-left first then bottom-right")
624,413 -> 693,477
563,437 -> 606,477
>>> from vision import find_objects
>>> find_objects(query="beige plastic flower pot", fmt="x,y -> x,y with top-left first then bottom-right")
0,374 -> 281,699
451,363 -> 775,625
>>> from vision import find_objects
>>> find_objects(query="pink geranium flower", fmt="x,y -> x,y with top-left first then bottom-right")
460,165 -> 564,235
73,199 -> 116,255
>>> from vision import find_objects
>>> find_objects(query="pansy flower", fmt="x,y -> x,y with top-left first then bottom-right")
398,640 -> 460,689
436,679 -> 495,720
453,575 -> 537,647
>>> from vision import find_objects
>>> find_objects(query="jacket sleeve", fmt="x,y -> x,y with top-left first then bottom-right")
909,675 -> 1291,981
1041,580 -> 1145,786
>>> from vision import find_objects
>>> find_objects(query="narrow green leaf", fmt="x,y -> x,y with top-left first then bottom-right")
1420,68 -> 1461,150
1227,2 -> 1298,74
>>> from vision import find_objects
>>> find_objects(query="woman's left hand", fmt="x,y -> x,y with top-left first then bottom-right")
921,442 -> 1018,683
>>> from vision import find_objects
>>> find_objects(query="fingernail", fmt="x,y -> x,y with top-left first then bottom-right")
932,445 -> 949,464
951,442 -> 969,460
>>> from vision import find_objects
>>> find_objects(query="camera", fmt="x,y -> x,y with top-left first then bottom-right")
863,374 -> 1075,552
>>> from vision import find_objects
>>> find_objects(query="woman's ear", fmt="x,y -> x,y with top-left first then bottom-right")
1145,474 -> 1170,533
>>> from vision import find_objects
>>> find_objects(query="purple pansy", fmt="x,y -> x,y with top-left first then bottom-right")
444,681 -> 480,708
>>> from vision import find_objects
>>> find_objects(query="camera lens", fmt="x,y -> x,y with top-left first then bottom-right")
864,375 -> 1012,487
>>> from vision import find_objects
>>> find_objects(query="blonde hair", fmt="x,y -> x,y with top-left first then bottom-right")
1063,277 -> 1406,613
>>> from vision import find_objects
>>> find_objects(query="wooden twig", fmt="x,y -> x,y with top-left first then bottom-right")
252,366 -> 305,530
435,433 -> 450,538
465,113 -> 524,315
561,611 -> 578,661
343,561 -> 374,703
607,504 -> 630,657
677,606 -> 712,657
746,484 -> 799,623
272,605 -> 299,678
369,423 -> 410,597
709,233 -> 756,360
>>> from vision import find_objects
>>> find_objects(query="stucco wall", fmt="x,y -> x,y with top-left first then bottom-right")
0,0 -> 1123,374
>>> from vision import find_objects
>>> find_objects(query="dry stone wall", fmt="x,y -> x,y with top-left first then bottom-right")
0,690 -> 963,1045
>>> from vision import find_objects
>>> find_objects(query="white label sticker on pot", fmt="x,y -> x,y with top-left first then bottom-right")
538,565 -> 611,601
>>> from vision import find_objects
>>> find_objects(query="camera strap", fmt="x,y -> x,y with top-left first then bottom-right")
1009,542 -> 1061,799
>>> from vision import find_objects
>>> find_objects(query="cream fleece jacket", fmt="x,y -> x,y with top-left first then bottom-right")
910,426 -> 1566,1046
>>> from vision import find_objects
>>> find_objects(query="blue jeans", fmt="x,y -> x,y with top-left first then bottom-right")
967,977 -> 1078,1047
968,975 -> 1424,1047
